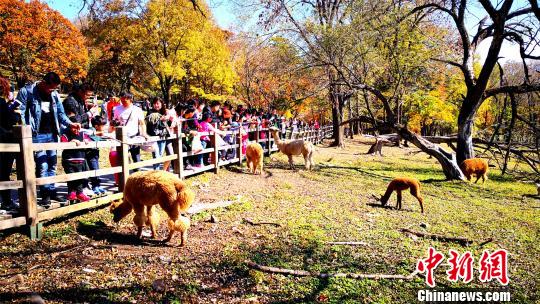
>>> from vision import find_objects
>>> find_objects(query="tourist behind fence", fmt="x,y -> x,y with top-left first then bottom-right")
145,97 -> 170,170
180,106 -> 199,170
106,95 -> 121,123
0,76 -> 20,211
60,116 -> 92,203
17,72 -> 81,207
62,83 -> 105,196
111,92 -> 148,164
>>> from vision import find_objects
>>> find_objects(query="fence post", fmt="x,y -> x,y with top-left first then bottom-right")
116,127 -> 129,192
172,123 -> 183,179
212,123 -> 219,174
266,127 -> 271,156
237,127 -> 243,167
14,126 -> 40,239
255,123 -> 260,143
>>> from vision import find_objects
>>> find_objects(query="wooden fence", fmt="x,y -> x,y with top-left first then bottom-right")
0,124 -> 333,239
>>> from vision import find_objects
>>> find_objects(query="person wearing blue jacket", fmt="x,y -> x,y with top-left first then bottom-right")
17,72 -> 81,207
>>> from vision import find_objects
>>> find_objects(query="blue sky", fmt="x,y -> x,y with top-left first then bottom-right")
45,0 -> 531,63
44,0 -> 235,28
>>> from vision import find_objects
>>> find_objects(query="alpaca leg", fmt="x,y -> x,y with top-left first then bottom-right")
417,196 -> 425,213
180,226 -> 188,247
165,219 -> 176,242
146,205 -> 159,239
309,151 -> 315,170
164,207 -> 180,243
474,174 -> 481,184
132,204 -> 146,239
396,191 -> 402,210
288,155 -> 295,170
482,173 -> 487,184
410,187 -> 424,213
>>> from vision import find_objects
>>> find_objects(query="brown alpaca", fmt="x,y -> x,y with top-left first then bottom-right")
110,170 -> 195,245
381,177 -> 424,213
269,127 -> 315,170
246,142 -> 264,174
460,158 -> 488,184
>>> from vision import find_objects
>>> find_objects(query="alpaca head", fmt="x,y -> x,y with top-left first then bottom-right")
380,196 -> 388,206
110,200 -> 133,223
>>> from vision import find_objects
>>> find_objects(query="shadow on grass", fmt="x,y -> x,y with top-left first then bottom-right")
420,178 -> 449,184
317,164 -> 391,180
77,221 -> 174,247
365,203 -> 416,213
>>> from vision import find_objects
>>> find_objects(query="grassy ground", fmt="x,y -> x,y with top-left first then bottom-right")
0,137 -> 538,303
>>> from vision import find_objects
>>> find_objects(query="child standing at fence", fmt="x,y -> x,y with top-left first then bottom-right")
61,117 -> 92,203
86,115 -> 107,195
198,112 -> 227,166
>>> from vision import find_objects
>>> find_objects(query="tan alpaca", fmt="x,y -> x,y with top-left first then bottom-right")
246,142 -> 264,174
460,158 -> 488,184
381,177 -> 424,213
110,170 -> 195,245
269,127 -> 315,170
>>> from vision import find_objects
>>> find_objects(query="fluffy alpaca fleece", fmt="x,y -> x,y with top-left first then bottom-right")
270,128 -> 314,170
110,170 -> 195,245
246,142 -> 264,174
460,158 -> 488,184
381,177 -> 424,213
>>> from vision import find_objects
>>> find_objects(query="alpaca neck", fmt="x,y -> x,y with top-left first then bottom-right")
271,131 -> 283,146
381,187 -> 394,205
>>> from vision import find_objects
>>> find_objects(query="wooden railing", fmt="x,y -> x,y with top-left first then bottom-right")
0,124 -> 333,238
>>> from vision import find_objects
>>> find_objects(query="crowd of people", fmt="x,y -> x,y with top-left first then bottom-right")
0,72 -> 322,211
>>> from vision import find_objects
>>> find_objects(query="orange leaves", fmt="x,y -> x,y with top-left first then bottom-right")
0,0 -> 88,81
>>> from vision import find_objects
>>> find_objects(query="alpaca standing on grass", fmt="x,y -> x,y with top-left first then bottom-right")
269,127 -> 315,170
246,142 -> 264,174
460,158 -> 489,184
381,177 -> 424,213
110,170 -> 195,245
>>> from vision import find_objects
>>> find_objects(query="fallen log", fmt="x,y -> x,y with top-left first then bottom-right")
399,228 -> 474,246
246,260 -> 418,280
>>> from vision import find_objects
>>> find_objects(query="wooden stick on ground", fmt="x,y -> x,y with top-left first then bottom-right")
327,241 -> 369,246
187,200 -> 236,215
399,228 -> 474,246
245,260 -> 418,280
243,218 -> 282,227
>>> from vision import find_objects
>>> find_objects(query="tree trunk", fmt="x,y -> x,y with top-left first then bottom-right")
397,127 -> 465,180
456,103 -> 476,165
331,102 -> 344,147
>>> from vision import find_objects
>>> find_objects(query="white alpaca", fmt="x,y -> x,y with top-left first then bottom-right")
270,128 -> 315,170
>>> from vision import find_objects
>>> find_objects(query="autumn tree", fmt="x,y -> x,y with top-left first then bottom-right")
81,1 -> 142,94
0,0 -> 88,84
409,0 -> 540,167
232,34 -> 327,118
84,0 -> 235,104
